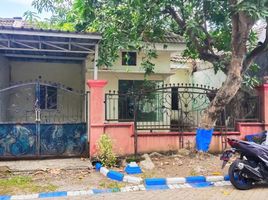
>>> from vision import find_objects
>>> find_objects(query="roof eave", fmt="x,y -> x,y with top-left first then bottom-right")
0,27 -> 102,40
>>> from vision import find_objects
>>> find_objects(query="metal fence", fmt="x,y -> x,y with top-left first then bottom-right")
0,82 -> 86,123
0,81 -> 89,158
105,83 -> 261,132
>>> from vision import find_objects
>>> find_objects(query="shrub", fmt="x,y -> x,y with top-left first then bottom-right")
97,134 -> 116,167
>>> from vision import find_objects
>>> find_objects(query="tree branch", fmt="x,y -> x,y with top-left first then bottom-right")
242,18 -> 268,74
166,6 -> 219,65
165,6 -> 185,29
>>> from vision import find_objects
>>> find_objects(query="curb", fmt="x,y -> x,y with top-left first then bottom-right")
98,165 -> 143,184
0,180 -> 232,199
96,163 -> 230,186
144,175 -> 230,186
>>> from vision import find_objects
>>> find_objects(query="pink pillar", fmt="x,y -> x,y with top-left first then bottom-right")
257,84 -> 268,129
87,80 -> 107,156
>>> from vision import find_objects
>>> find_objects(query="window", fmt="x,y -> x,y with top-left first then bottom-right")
118,80 -> 162,122
171,87 -> 179,110
40,85 -> 57,109
122,52 -> 137,66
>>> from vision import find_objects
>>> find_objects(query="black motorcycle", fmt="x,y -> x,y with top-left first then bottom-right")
221,138 -> 268,190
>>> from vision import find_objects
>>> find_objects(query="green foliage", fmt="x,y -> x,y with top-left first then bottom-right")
235,0 -> 268,19
125,155 -> 144,163
31,0 -> 268,79
97,134 -> 117,167
99,181 -> 126,189
0,176 -> 57,195
242,63 -> 261,89
23,11 -> 40,24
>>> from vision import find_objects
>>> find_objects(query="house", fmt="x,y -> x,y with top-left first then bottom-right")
90,32 -> 225,133
0,17 -> 226,158
86,32 -> 188,93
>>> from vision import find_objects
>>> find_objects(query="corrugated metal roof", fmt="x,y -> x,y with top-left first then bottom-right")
0,18 -> 182,43
0,18 -> 101,38
0,26 -> 101,38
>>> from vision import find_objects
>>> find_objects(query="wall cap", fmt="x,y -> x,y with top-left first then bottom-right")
87,80 -> 108,88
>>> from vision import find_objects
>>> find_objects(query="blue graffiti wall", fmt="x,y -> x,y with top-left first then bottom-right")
40,123 -> 87,156
0,124 -> 37,157
0,123 -> 87,158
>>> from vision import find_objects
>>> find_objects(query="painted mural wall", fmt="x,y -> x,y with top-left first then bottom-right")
0,123 -> 87,158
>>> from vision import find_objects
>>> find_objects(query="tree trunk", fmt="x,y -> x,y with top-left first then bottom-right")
199,57 -> 243,129
199,7 -> 255,129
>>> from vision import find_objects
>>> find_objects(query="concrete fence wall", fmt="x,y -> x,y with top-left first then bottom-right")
87,80 -> 268,157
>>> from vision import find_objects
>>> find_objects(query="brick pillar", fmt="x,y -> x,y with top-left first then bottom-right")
87,80 -> 107,157
257,83 -> 268,129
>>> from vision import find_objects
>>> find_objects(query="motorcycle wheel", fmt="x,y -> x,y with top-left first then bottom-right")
229,159 -> 253,190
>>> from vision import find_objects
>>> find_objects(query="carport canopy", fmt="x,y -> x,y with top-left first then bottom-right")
0,26 -> 102,79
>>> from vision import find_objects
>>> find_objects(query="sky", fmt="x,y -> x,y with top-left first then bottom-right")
0,0 -> 51,19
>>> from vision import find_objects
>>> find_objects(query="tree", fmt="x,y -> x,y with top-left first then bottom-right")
32,0 -> 268,130
23,11 -> 40,23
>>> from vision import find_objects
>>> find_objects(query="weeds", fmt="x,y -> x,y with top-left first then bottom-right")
0,176 -> 57,195
97,134 -> 117,167
98,180 -> 126,189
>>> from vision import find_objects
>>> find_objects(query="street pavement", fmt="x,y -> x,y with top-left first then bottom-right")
49,185 -> 268,200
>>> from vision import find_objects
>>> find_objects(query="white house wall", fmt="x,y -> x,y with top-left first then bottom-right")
169,68 -> 191,84
192,68 -> 226,89
106,51 -> 172,74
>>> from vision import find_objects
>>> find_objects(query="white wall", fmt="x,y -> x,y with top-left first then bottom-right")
169,68 -> 191,84
10,61 -> 83,90
192,68 -> 226,89
107,51 -> 172,74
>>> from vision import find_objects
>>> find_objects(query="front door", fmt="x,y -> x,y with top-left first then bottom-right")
0,81 -> 88,158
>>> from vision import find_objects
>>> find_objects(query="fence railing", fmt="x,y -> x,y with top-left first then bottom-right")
105,84 -> 261,132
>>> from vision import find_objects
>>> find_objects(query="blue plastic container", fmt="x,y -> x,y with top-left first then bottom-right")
196,128 -> 213,152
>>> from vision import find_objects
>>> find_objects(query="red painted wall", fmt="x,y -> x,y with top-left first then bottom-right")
88,80 -> 268,156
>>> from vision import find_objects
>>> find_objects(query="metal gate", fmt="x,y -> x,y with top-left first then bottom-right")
0,81 -> 88,158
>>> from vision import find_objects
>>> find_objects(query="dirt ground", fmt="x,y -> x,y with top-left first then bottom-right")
0,150 -> 233,195
139,151 -> 230,178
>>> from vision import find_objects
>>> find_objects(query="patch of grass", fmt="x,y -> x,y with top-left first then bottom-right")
98,180 -> 126,189
125,155 -> 144,163
190,169 -> 197,176
140,171 -> 156,179
0,176 -> 58,195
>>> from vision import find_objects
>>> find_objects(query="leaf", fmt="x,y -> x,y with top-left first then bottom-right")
222,190 -> 230,196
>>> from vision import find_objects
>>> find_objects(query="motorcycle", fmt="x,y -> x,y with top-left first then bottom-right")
220,137 -> 268,190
